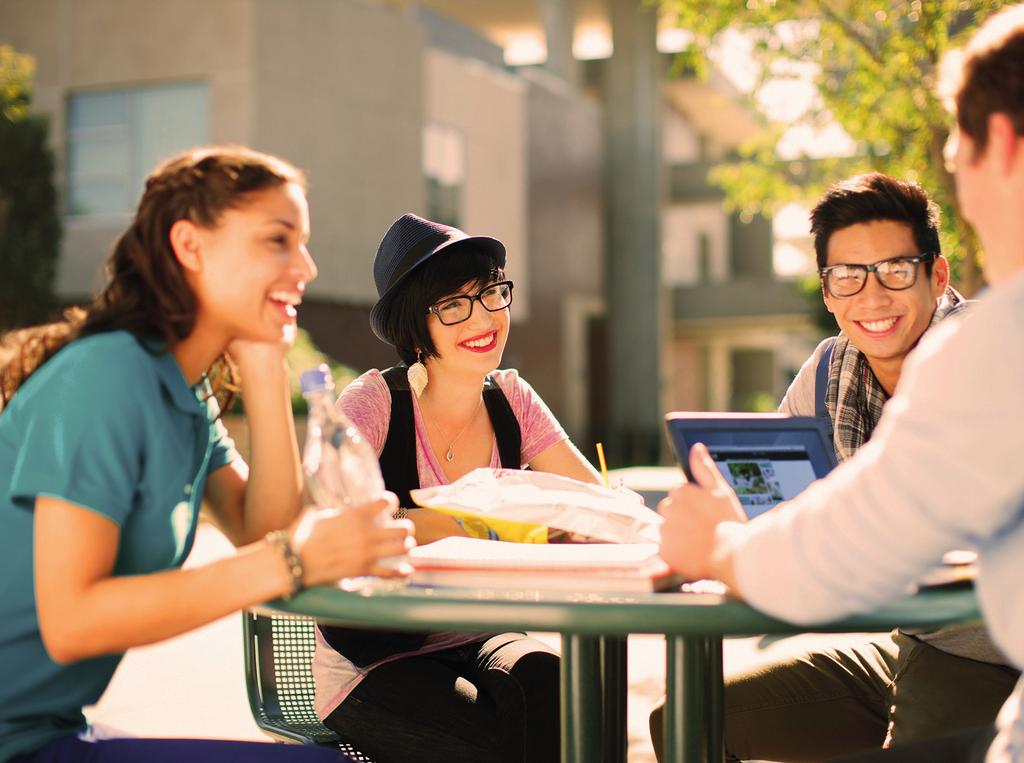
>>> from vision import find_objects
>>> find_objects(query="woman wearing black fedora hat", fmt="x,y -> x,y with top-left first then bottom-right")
312,213 -> 601,762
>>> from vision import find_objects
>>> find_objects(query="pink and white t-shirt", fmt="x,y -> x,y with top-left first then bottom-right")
312,367 -> 568,719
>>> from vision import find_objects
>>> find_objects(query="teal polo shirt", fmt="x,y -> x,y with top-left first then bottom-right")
0,331 -> 238,762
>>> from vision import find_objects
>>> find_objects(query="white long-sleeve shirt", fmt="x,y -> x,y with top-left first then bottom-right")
732,270 -> 1024,759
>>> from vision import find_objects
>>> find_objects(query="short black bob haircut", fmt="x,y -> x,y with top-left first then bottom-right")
809,173 -> 941,273
375,244 -> 505,366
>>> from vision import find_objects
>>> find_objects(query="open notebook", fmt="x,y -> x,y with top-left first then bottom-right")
409,537 -> 682,593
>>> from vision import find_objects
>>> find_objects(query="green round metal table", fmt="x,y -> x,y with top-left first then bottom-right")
260,581 -> 980,763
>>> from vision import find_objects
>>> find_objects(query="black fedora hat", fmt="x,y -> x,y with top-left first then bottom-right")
370,213 -> 506,343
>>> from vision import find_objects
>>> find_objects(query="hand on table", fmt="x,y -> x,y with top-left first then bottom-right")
657,443 -> 747,584
291,492 -> 415,582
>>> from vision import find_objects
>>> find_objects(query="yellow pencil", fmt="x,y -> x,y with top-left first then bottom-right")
596,442 -> 609,488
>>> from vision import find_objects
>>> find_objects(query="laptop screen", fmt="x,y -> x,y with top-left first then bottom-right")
706,445 -> 819,519
665,414 -> 837,520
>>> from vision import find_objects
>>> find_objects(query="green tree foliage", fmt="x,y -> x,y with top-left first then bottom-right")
285,328 -> 357,414
661,0 -> 1008,294
0,46 -> 60,330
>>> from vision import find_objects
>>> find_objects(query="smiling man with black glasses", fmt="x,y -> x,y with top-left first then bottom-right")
656,8 -> 1024,760
650,173 -> 1019,763
808,174 -> 963,409
650,172 -> 1019,763
722,174 -> 1018,761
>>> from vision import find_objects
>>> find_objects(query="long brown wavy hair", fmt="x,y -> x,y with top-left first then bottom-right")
0,145 -> 306,413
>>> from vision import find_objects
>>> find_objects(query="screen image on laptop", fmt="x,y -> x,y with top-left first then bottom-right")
664,414 -> 838,520
706,445 -> 819,518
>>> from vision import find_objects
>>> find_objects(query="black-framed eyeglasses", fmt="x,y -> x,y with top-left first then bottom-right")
428,280 -> 514,326
819,253 -> 938,298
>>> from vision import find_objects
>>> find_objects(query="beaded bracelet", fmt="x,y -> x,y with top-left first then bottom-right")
265,530 -> 304,600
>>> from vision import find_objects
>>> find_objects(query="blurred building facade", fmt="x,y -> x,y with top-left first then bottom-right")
661,72 -> 822,413
1,0 -> 823,456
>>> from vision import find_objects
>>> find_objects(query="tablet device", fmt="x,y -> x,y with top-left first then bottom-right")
664,413 -> 838,520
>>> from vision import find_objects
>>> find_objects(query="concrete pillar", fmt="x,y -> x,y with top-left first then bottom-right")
605,0 -> 663,465
539,0 -> 577,84
707,342 -> 731,412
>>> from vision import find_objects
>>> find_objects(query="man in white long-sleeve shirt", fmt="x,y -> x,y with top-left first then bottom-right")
657,6 -> 1024,762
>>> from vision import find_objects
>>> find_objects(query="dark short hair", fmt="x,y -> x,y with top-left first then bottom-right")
809,173 -> 941,270
953,5 -> 1024,153
376,245 -> 504,366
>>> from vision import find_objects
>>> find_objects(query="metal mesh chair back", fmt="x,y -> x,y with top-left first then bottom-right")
242,612 -> 374,761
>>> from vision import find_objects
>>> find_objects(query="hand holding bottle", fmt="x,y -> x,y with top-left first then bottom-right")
290,494 -> 413,582
300,365 -> 409,572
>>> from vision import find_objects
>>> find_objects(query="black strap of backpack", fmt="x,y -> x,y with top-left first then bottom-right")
379,366 -> 418,508
379,365 -> 522,508
483,375 -> 521,470
815,337 -> 836,430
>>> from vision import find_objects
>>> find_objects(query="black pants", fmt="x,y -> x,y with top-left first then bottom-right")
323,633 -> 560,763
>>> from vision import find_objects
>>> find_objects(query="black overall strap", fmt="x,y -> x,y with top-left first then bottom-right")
379,366 -> 418,508
482,375 -> 521,469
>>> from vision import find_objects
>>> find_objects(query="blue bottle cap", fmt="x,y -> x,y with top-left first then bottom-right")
300,365 -> 334,394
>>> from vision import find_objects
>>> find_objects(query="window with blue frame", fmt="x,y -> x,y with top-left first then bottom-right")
66,82 -> 208,217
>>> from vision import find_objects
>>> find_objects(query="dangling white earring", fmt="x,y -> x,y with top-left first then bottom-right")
407,352 -> 429,398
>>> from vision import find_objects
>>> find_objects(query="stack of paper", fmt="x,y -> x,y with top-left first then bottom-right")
409,537 -> 681,593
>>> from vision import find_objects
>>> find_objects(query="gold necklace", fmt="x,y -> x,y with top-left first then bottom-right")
425,396 -> 484,463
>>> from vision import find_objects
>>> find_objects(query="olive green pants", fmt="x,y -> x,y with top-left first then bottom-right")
649,631 -> 1019,762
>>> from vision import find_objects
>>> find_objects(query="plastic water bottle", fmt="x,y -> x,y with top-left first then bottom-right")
299,365 -> 387,512
300,365 -> 403,574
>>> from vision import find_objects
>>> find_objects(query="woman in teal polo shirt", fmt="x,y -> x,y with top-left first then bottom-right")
0,146 -> 412,763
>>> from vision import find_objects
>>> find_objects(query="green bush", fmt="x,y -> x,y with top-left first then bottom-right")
0,46 -> 60,331
285,328 -> 358,414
